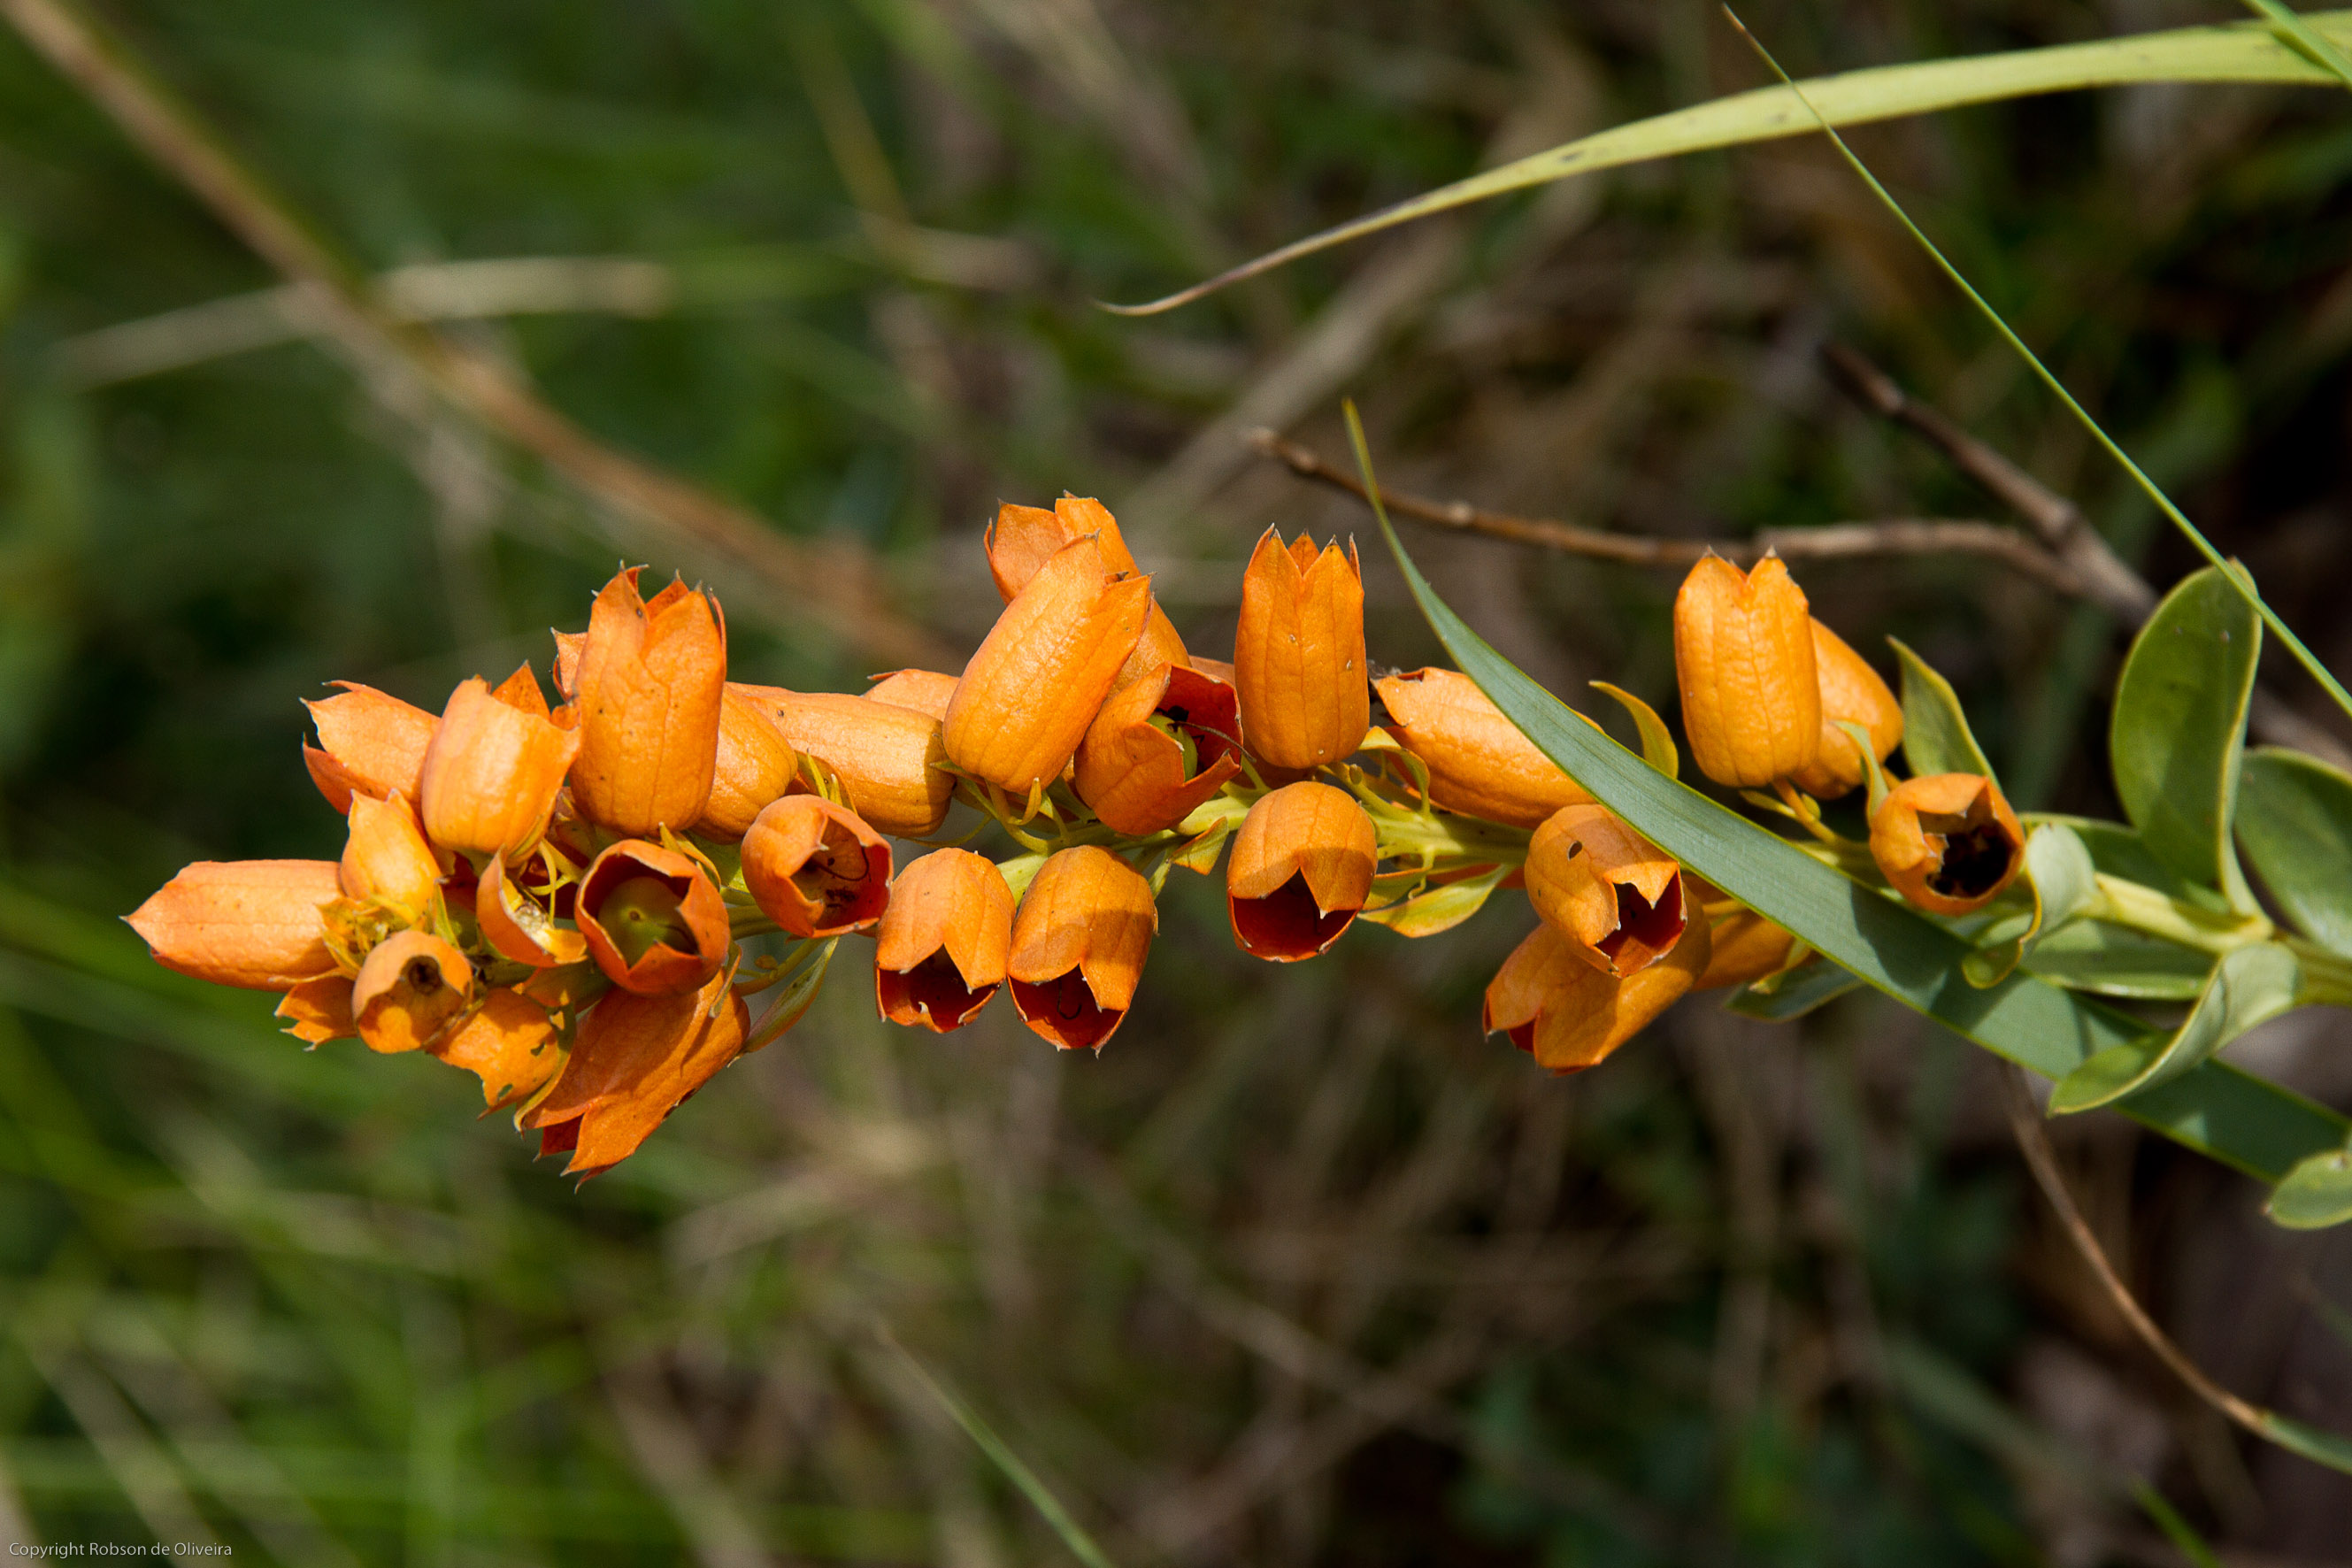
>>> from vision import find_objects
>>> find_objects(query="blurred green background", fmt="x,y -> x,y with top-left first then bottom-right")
4,0 -> 2352,1561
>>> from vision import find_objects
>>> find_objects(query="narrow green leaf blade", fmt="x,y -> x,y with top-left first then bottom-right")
2110,566 -> 2261,903
2237,747 -> 2352,956
1725,960 -> 1861,1020
2050,942 -> 2302,1113
2266,1147 -> 2352,1229
1887,636 -> 1996,781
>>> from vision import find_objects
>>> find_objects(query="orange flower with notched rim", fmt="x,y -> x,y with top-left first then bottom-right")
128,859 -> 343,991
339,792 -> 442,919
430,988 -> 563,1109
1787,620 -> 1902,802
1525,804 -> 1686,978
944,535 -> 1152,794
575,840 -> 732,995
741,685 -> 953,838
863,669 -> 957,722
1672,556 -> 1819,788
1006,846 -> 1156,1052
1483,901 -> 1710,1073
1073,663 -> 1244,835
1234,530 -> 1369,772
520,966 -> 749,1177
1869,773 -> 2025,916
418,665 -> 580,857
568,568 -> 727,837
1373,668 -> 1593,827
352,929 -> 473,1053
475,849 -> 588,968
987,496 -> 1188,685
696,686 -> 798,841
1226,781 -> 1377,962
874,849 -> 1013,1033
742,795 -> 893,939
304,683 -> 439,813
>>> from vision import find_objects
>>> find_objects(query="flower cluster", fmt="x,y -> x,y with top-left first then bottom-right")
128,498 -> 2020,1176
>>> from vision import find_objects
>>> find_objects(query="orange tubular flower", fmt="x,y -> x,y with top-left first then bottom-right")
1234,530 -> 1369,772
986,496 -> 1188,684
351,929 -> 474,1053
575,841 -> 732,995
1524,804 -> 1687,978
874,849 -> 1014,1033
742,686 -> 954,838
339,792 -> 442,919
1073,663 -> 1244,835
430,988 -> 563,1109
1373,668 -> 1593,827
864,669 -> 958,722
742,796 -> 894,938
1787,620 -> 1903,802
1226,781 -> 1377,962
944,535 -> 1153,794
696,687 -> 799,841
1869,773 -> 2025,916
1687,877 -> 1799,990
128,859 -> 342,991
418,666 -> 580,857
476,850 -> 588,968
1483,907 -> 1711,1074
1006,846 -> 1156,1052
304,683 -> 439,812
276,975 -> 356,1045
1672,556 -> 1820,788
521,967 -> 749,1177
568,569 -> 727,837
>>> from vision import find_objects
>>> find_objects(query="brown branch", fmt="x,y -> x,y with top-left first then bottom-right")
1,0 -> 946,666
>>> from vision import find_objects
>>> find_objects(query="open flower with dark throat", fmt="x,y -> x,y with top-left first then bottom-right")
874,849 -> 1013,1033
1672,556 -> 1819,788
1869,773 -> 2025,916
418,665 -> 580,857
1373,667 -> 1593,827
742,796 -> 894,939
1525,804 -> 1687,977
1484,910 -> 1710,1073
352,929 -> 474,1053
575,840 -> 731,995
1234,529 -> 1369,772
1006,847 -> 1156,1051
567,567 -> 728,837
1226,781 -> 1376,961
1073,663 -> 1244,835
1787,620 -> 1903,801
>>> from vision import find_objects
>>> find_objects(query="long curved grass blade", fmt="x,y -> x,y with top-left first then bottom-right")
2243,0 -> 2352,87
1103,12 -> 2352,316
1344,403 -> 2347,1186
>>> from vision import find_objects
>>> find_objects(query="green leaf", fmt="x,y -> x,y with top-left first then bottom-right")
2110,566 -> 2261,905
2265,1147 -> 2352,1230
1887,636 -> 1995,781
2258,1412 -> 2352,1473
1726,960 -> 1861,1021
2237,747 -> 2352,956
2023,919 -> 2216,1000
2026,814 -> 2227,910
2050,942 -> 2302,1113
1358,865 -> 1506,938
1965,821 -> 2102,988
1590,680 -> 1678,779
1108,12 -> 2352,315
1347,407 -> 2348,1184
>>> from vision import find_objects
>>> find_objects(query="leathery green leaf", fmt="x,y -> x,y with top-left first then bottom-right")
1964,821 -> 2102,988
2237,747 -> 2352,956
1346,406 -> 2347,1185
2023,919 -> 2216,1001
2266,1147 -> 2352,1230
2049,942 -> 2302,1114
2027,814 -> 2227,911
2110,566 -> 2260,906
1887,637 -> 1996,782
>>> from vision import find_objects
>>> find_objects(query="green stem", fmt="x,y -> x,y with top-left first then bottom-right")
1373,810 -> 1531,867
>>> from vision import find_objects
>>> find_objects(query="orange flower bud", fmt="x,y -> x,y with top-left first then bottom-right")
417,667 -> 580,857
1483,897 -> 1710,1073
863,668 -> 957,722
475,849 -> 588,968
1226,781 -> 1377,961
1073,663 -> 1244,835
1869,772 -> 2025,916
874,849 -> 1013,1033
568,568 -> 727,836
1524,804 -> 1687,978
1234,529 -> 1369,772
430,988 -> 563,1109
1672,556 -> 1820,788
304,683 -> 439,812
1787,620 -> 1903,801
1006,846 -> 1156,1052
1373,668 -> 1594,827
742,796 -> 893,939
521,966 -> 749,1176
339,792 -> 442,919
352,929 -> 473,1053
742,686 -> 954,838
1694,903 -> 1799,991
944,535 -> 1153,794
696,687 -> 798,840
276,975 -> 355,1045
576,840 -> 732,995
128,859 -> 342,991
986,496 -> 1188,687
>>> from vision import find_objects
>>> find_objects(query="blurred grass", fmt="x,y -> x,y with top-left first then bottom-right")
4,1 -> 2352,1562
